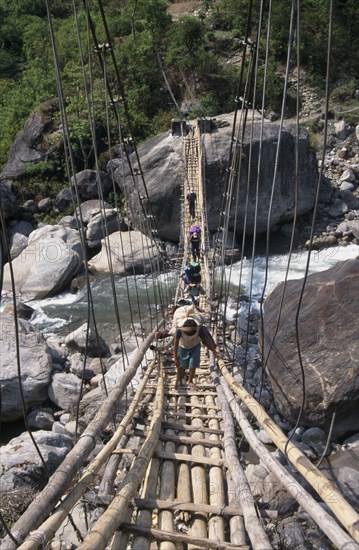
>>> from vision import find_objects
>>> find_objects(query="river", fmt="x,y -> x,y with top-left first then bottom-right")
24,242 -> 358,340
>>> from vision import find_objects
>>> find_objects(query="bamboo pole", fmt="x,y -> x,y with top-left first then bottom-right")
98,393 -> 153,504
215,379 -> 271,549
226,471 -> 247,546
18,358 -> 157,550
108,505 -> 132,550
205,393 -> 226,543
217,357 -> 359,542
132,458 -> 160,550
76,361 -> 164,550
219,374 -> 359,550
158,396 -> 176,550
189,392 -> 209,546
176,393 -> 192,539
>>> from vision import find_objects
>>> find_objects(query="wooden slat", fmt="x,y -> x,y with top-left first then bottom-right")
153,449 -> 226,467
162,421 -> 223,435
159,433 -> 223,448
133,497 -> 244,517
144,389 -> 218,396
164,410 -> 222,420
134,430 -> 223,448
121,523 -> 248,549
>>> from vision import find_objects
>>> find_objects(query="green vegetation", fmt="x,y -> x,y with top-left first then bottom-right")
0,0 -> 358,179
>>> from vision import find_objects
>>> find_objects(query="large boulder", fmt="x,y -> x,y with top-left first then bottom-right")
0,100 -> 60,180
70,169 -> 112,200
7,220 -> 35,259
63,322 -> 110,357
0,180 -> 18,220
260,258 -> 359,437
0,313 -> 53,421
114,112 -> 318,242
0,431 -> 73,492
88,230 -> 164,275
1,225 -> 83,300
48,372 -> 84,410
86,208 -> 124,248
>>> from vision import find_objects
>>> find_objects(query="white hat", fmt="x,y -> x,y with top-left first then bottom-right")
177,317 -> 200,328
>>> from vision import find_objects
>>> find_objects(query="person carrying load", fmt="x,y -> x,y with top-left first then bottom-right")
181,261 -> 201,289
188,224 -> 201,262
172,306 -> 220,389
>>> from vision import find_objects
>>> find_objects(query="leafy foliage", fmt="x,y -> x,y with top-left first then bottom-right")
0,0 -> 358,178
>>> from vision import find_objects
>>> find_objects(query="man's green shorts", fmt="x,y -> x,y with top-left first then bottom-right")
177,343 -> 201,369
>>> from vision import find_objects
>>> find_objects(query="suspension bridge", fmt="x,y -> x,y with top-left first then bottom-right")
1,122 -> 358,550
1,0 -> 359,548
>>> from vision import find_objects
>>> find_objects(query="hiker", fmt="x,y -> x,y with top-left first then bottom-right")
173,316 -> 219,389
188,224 -> 201,262
187,282 -> 205,305
186,190 -> 197,219
181,261 -> 201,291
154,300 -> 205,340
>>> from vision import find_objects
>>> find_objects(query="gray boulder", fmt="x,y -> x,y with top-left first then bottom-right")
70,169 -> 112,200
86,208 -> 122,248
0,180 -> 18,220
2,225 -> 83,300
0,431 -> 73,492
76,199 -> 111,223
48,372 -> 84,410
55,188 -> 73,212
0,101 -> 60,180
7,220 -> 34,259
114,112 -> 318,241
27,408 -> 55,430
63,322 -> 110,357
261,258 -> 359,437
0,313 -> 52,421
88,230 -> 163,275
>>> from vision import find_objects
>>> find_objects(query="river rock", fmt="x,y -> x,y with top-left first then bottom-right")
274,518 -> 307,549
70,169 -> 112,200
55,188 -> 73,212
27,408 -> 55,430
86,208 -> 122,248
0,431 -> 73,492
1,225 -> 83,299
0,180 -> 18,220
53,501 -> 102,548
336,467 -> 359,509
261,257 -> 359,437
301,426 -> 330,456
63,323 -> 110,357
0,100 -> 60,180
69,352 -> 98,381
48,371 -> 84,410
0,313 -> 52,421
102,345 -> 152,391
337,219 -> 359,238
76,199 -> 111,223
114,112 -> 318,242
88,230 -> 164,275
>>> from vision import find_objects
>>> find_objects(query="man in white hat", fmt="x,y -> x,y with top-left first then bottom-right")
173,317 -> 219,389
